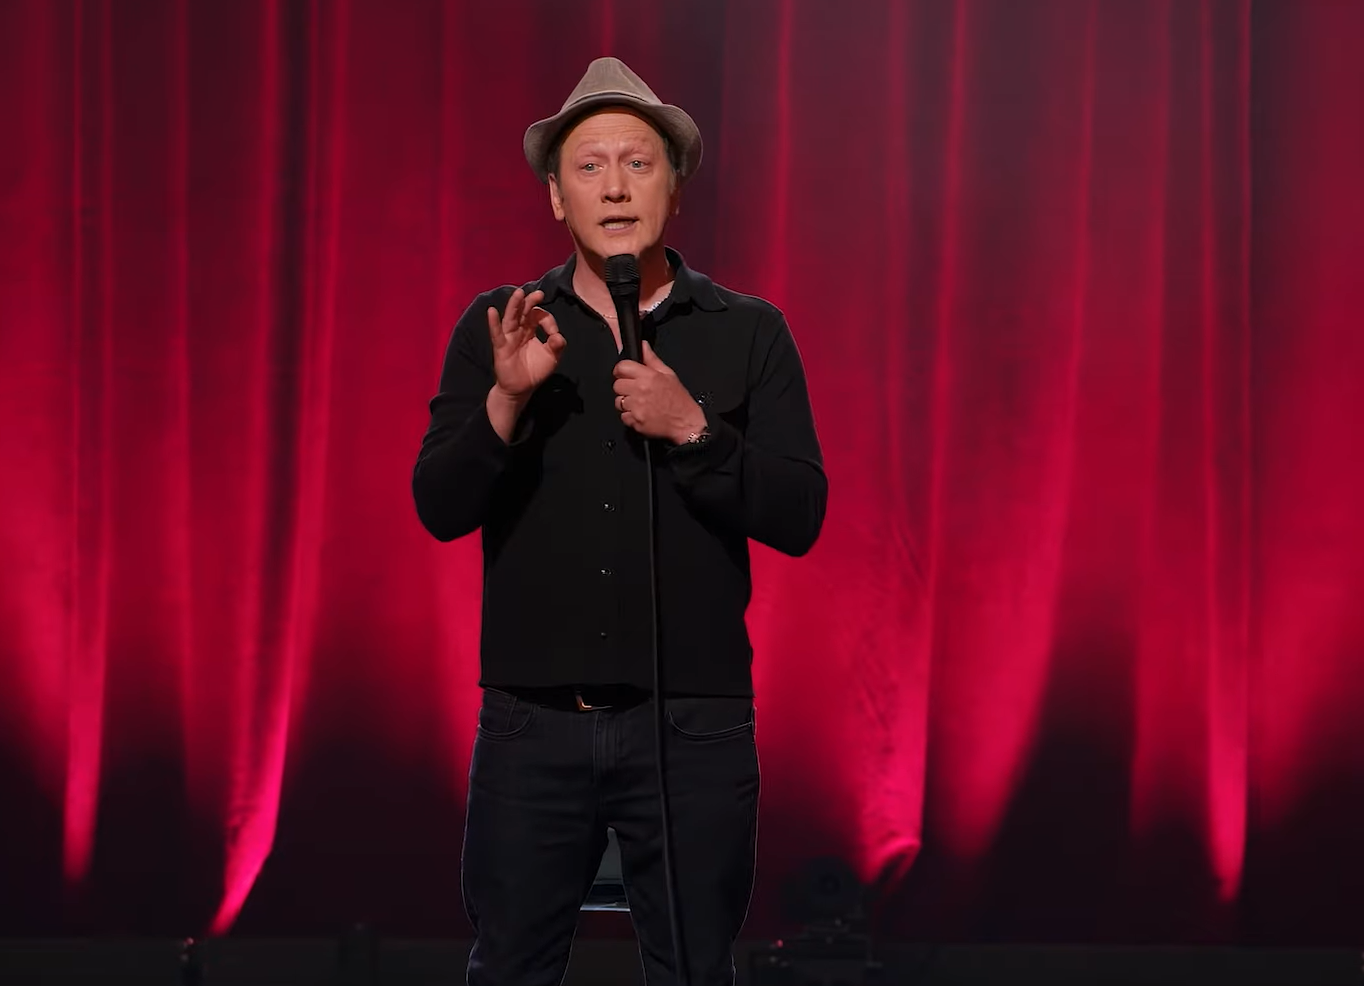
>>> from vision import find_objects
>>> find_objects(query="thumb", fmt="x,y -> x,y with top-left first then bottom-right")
642,340 -> 665,368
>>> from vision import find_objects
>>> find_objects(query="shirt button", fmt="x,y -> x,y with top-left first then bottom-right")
599,631 -> 609,640
603,439 -> 616,451
599,567 -> 613,577
603,502 -> 615,512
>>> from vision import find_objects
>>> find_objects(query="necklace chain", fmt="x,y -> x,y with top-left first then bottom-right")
603,297 -> 664,320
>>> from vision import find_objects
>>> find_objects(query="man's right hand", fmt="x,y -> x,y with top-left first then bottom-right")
485,288 -> 565,442
489,287 -> 565,398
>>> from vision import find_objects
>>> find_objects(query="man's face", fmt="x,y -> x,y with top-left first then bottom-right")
549,109 -> 680,263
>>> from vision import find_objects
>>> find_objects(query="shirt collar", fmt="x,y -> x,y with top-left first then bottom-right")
537,247 -> 727,314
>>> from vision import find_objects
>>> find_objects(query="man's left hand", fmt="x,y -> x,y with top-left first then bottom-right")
613,341 -> 707,444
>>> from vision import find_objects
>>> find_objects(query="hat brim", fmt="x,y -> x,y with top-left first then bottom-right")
523,94 -> 703,185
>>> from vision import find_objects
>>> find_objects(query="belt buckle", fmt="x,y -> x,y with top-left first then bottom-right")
574,690 -> 610,712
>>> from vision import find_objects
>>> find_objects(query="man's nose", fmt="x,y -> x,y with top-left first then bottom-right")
602,166 -> 630,202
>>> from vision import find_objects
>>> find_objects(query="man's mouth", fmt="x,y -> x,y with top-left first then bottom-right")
601,217 -> 637,231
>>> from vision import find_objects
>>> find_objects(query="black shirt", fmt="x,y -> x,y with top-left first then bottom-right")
412,249 -> 826,697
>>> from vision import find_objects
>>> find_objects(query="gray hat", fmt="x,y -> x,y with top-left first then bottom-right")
522,57 -> 703,185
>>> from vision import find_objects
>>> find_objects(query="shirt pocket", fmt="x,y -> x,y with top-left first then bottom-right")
691,381 -> 749,434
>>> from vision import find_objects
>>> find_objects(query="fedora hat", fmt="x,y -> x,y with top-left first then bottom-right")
523,57 -> 703,185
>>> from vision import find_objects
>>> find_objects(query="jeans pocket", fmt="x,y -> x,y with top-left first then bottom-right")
476,688 -> 537,740
665,696 -> 755,742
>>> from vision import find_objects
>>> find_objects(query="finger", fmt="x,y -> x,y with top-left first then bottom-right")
545,331 -> 567,357
535,309 -> 561,337
613,360 -> 645,379
501,288 -> 526,334
521,305 -> 547,336
520,297 -> 549,335
487,306 -> 504,344
642,341 -> 672,373
515,294 -> 537,332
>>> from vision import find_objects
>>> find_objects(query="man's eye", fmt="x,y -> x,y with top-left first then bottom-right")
629,160 -> 645,169
582,163 -> 598,172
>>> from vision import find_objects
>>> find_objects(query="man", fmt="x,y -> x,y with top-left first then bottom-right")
412,57 -> 826,986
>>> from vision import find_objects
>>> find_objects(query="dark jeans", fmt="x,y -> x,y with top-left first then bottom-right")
461,686 -> 760,986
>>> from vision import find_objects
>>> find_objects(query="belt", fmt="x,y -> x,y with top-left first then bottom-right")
504,684 -> 650,713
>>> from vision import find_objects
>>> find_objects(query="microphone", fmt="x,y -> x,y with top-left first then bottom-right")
604,254 -> 643,363
604,251 -> 687,985
608,250 -> 687,981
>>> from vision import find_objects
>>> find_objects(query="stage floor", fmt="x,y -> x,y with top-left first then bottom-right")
0,937 -> 1358,986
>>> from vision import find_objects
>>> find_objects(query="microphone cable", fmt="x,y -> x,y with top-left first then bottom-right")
605,253 -> 689,986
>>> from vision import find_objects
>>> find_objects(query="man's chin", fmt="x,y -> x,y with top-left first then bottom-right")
593,233 -> 642,258
571,228 -> 665,268
597,237 -> 672,261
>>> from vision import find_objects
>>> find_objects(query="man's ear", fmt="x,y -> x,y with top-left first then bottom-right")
549,175 -> 566,222
670,185 -> 682,218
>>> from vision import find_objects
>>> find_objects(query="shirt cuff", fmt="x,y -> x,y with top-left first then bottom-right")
665,406 -> 739,474
471,397 -> 535,450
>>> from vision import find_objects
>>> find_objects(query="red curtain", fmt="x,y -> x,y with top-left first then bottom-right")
2,0 -> 1362,943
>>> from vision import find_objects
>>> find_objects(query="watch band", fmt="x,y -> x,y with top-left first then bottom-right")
673,427 -> 712,450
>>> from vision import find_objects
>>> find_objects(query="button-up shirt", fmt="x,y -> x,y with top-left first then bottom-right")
412,249 -> 826,696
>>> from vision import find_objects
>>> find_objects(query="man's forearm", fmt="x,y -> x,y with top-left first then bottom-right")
667,418 -> 827,556
486,384 -> 531,444
412,395 -> 514,542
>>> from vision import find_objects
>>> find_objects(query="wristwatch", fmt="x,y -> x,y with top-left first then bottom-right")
672,427 -> 712,451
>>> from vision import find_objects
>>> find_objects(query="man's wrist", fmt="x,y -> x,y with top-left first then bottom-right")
669,405 -> 711,447
489,383 -> 532,409
486,384 -> 531,443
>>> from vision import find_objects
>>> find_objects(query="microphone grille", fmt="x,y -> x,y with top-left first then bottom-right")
604,254 -> 640,286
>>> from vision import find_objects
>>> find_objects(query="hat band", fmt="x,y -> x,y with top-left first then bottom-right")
562,89 -> 652,111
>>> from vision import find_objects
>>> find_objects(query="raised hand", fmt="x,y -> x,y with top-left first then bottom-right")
487,288 -> 565,401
